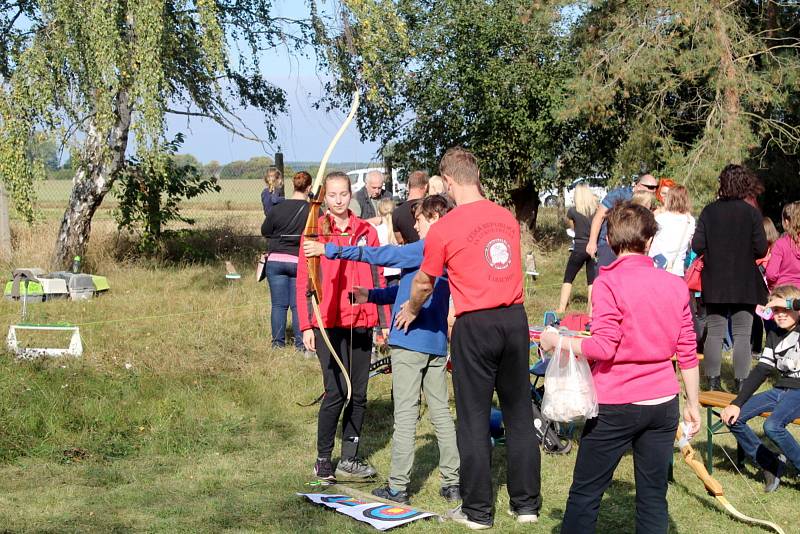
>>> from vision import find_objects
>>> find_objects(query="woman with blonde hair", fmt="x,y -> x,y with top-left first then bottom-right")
372,198 -> 401,285
649,185 -> 695,276
766,201 -> 800,289
261,167 -> 285,216
427,175 -> 446,196
557,183 -> 599,314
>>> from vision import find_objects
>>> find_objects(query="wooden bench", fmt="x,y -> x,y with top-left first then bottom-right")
699,390 -> 800,474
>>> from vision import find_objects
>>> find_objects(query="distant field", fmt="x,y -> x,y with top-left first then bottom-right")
36,179 -> 273,211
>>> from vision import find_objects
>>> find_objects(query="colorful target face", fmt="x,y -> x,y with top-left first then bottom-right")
321,495 -> 366,507
362,504 -> 425,521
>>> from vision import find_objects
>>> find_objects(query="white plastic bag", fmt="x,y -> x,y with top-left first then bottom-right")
541,334 -> 599,423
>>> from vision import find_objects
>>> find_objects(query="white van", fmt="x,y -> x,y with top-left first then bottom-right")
346,167 -> 408,200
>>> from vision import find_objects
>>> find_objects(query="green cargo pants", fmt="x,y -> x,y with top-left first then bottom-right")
387,347 -> 460,492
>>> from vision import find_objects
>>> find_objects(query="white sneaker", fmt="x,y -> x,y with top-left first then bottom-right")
447,505 -> 492,530
507,507 -> 538,524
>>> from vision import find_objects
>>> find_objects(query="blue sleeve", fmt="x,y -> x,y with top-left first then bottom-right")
368,285 -> 400,306
261,189 -> 271,215
601,187 -> 627,209
324,240 -> 424,269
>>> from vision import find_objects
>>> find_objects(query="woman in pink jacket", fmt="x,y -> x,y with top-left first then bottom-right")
541,202 -> 701,534
766,201 -> 800,289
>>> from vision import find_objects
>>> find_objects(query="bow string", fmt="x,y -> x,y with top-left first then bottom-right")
304,90 -> 360,405
676,424 -> 785,533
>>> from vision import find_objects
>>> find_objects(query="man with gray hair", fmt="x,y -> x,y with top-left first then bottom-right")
351,170 -> 391,224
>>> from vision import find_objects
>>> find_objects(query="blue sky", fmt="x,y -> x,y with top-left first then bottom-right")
166,1 -> 381,164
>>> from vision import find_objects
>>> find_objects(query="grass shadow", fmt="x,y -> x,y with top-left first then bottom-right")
356,396 -> 394,465
548,479 -> 679,533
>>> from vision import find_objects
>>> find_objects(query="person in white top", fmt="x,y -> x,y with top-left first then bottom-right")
372,198 -> 402,283
649,185 -> 695,276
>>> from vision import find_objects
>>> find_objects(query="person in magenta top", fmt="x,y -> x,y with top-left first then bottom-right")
540,202 -> 700,534
765,201 -> 800,290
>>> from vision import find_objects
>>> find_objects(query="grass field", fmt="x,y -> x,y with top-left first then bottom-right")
0,210 -> 797,533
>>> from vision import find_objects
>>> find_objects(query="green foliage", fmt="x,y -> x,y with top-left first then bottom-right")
218,156 -> 274,180
560,0 -> 800,202
0,0 -> 299,227
114,134 -> 221,251
318,0 -> 611,221
27,133 -> 61,171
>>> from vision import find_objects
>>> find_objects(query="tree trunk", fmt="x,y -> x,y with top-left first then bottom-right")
713,8 -> 741,129
52,90 -> 131,269
509,180 -> 540,233
146,179 -> 162,238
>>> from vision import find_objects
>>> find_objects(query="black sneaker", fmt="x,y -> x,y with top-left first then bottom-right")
372,485 -> 410,505
440,485 -> 461,502
335,457 -> 377,480
314,457 -> 336,482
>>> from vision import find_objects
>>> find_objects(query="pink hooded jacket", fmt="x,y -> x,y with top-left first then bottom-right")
765,234 -> 800,290
581,254 -> 698,404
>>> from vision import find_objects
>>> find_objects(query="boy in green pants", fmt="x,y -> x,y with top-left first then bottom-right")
304,195 -> 459,503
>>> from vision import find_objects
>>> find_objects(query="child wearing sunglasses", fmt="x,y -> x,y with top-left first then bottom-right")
721,284 -> 800,492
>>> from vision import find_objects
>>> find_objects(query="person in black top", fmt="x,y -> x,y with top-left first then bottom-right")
391,170 -> 428,244
692,164 -> 768,392
721,284 -> 800,492
261,171 -> 312,350
557,184 -> 598,315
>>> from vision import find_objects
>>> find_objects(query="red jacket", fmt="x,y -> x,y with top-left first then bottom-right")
296,212 -> 390,331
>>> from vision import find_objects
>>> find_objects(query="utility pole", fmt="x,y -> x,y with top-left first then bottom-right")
275,151 -> 285,196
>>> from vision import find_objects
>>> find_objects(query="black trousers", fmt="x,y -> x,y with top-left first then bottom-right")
451,304 -> 541,526
315,327 -> 372,459
561,397 -> 679,534
563,245 -> 597,285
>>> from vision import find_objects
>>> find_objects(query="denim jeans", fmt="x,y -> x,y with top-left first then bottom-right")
265,260 -> 302,349
728,387 -> 800,474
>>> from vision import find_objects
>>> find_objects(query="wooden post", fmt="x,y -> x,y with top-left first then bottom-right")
275,151 -> 285,197
0,184 -> 12,261
384,156 -> 394,196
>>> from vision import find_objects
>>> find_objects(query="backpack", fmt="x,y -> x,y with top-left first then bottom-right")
560,313 -> 591,332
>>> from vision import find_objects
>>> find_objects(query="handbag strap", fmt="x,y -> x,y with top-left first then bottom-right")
667,215 -> 692,272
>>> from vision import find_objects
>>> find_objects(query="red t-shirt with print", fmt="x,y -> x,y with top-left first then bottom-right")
421,199 -> 523,315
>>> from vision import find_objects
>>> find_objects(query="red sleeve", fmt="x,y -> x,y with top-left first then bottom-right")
581,278 -> 622,361
421,223 -> 446,277
296,234 -> 313,331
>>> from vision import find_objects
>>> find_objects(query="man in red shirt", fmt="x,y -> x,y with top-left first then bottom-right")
396,148 -> 541,529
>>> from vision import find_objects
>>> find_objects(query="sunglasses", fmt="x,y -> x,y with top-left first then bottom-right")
641,184 -> 658,191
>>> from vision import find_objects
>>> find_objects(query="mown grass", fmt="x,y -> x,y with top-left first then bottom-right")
0,209 -> 796,533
